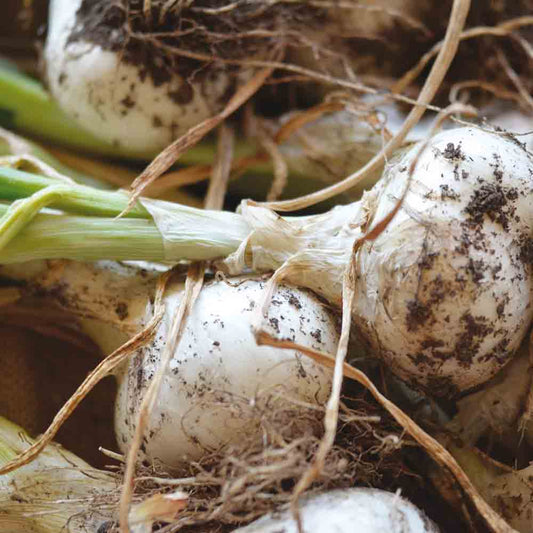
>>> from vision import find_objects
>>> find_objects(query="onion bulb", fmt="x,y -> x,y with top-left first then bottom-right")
7,261 -> 337,466
114,274 -> 337,465
44,0 -> 249,154
232,488 -> 439,533
350,127 -> 533,393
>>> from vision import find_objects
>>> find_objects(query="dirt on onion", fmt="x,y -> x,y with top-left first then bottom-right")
1,1 -> 533,533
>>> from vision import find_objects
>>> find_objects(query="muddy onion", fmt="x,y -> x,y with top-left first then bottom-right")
351,128 -> 533,393
114,275 -> 337,465
44,0 -> 248,154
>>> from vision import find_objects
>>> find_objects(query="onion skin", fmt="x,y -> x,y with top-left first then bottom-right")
232,488 -> 439,533
0,416 -> 116,533
115,275 -> 338,466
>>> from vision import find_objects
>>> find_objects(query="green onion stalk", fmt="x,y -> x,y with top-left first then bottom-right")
0,129 -> 116,190
0,163 -> 353,309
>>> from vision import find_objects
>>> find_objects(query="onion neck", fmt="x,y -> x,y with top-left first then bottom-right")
223,200 -> 365,304
0,165 -> 366,307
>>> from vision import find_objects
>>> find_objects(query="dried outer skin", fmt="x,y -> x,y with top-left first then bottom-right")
354,127 -> 533,394
232,488 -> 439,533
114,276 -> 338,466
0,417 -> 116,533
224,200 -> 367,309
44,0 -> 241,154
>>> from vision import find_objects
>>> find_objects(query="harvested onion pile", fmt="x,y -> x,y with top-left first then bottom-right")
0,1 -> 532,532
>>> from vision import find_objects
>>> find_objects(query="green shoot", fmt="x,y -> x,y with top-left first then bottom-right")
0,165 -> 249,264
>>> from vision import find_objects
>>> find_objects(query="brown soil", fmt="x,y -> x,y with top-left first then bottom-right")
68,0 -> 327,88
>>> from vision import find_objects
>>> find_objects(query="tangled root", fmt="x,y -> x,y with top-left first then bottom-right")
68,0 -> 533,113
69,0 -> 328,86
113,390 -> 407,531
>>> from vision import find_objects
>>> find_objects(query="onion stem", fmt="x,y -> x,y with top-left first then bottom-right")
0,208 -> 248,264
0,167 -> 251,263
0,166 -> 149,217
0,166 -> 359,301
0,129 -> 115,189
0,208 -> 166,263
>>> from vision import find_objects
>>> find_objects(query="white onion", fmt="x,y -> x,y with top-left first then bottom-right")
114,275 -> 338,465
232,488 -> 439,533
44,0 -> 246,154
